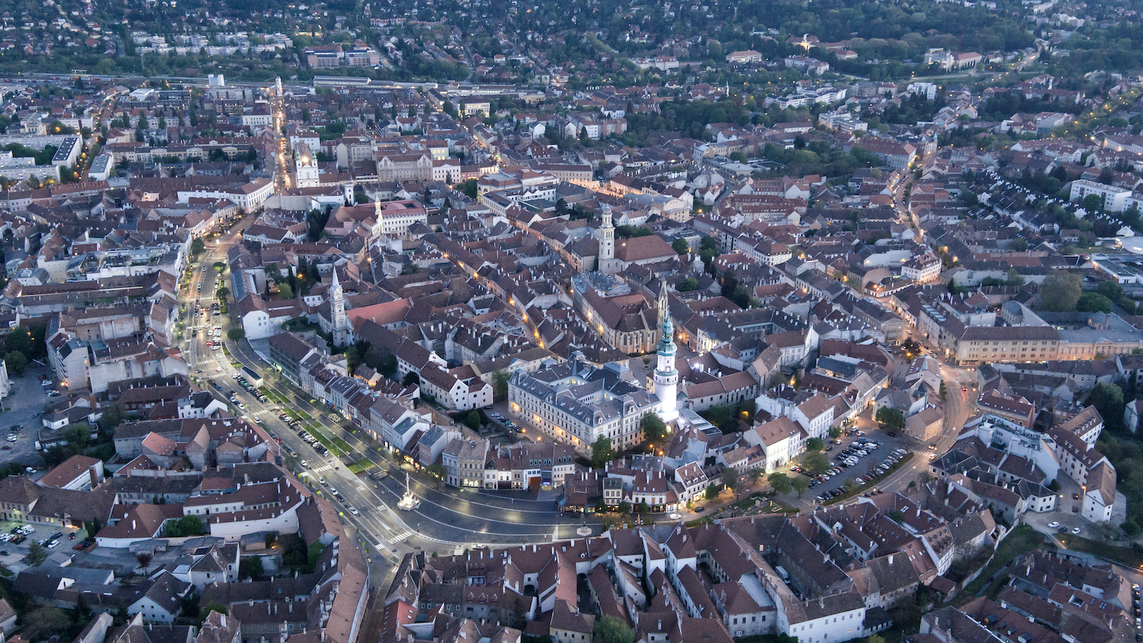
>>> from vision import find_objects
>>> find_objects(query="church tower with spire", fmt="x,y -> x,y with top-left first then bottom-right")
596,204 -> 616,274
653,284 -> 679,422
330,269 -> 349,346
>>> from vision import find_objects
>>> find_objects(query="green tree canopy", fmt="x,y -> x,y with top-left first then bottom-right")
1089,382 -> 1126,433
672,238 -> 689,254
803,451 -> 831,476
806,437 -> 824,452
594,616 -> 636,643
768,472 -> 793,494
25,541 -> 47,566
876,407 -> 906,432
592,437 -> 616,468
721,467 -> 739,491
641,414 -> 668,444
1077,292 -> 1114,314
1039,271 -> 1083,312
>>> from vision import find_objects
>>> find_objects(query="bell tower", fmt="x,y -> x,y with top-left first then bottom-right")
330,269 -> 349,346
652,284 -> 678,421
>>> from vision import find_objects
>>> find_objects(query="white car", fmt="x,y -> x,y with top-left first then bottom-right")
1071,527 -> 1082,535
5,435 -> 16,442
1048,521 -> 1060,529
349,507 -> 359,515
669,513 -> 680,520
299,460 -> 309,467
47,541 -> 59,549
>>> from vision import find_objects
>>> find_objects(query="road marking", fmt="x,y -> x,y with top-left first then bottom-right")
389,531 -> 411,543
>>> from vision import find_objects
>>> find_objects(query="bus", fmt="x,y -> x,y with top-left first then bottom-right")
241,366 -> 264,387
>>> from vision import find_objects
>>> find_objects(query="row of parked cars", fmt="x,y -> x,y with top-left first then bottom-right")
811,447 -> 909,502
1132,584 -> 1143,636
287,418 -> 329,456
489,412 -> 518,431
0,524 -> 35,544
233,374 -> 269,403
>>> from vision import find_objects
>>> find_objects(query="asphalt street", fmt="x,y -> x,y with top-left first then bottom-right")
181,219 -> 594,591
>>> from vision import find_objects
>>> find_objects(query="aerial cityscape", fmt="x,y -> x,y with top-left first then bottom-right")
4,1 -> 1143,643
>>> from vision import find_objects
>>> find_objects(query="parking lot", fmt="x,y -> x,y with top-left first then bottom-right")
794,428 -> 913,501
0,365 -> 51,469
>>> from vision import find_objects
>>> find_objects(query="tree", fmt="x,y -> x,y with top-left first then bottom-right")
876,407 -> 906,432
594,616 -> 635,643
1077,292 -> 1114,313
463,411 -> 482,431
216,287 -> 230,301
25,541 -> 47,566
867,635 -> 886,643
3,351 -> 27,376
677,276 -> 698,292
85,517 -> 102,537
492,370 -> 511,401
806,437 -> 824,452
618,501 -> 631,514
165,515 -> 206,537
227,328 -> 245,340
66,424 -> 91,450
23,607 -> 68,641
721,467 -> 739,502
380,354 -> 398,379
637,500 -> 650,514
592,437 -> 616,468
1089,382 -> 1126,433
191,238 -> 206,255
803,451 -> 831,476
792,476 -> 810,498
402,371 -> 420,387
457,178 -> 478,198
242,555 -> 265,580
641,414 -> 668,444
704,484 -> 719,500
136,551 -> 153,575
672,238 -> 689,254
828,427 -> 841,439
1123,520 -> 1141,537
768,472 -> 793,494
1039,271 -> 1083,312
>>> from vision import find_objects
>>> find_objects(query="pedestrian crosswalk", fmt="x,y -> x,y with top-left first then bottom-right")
389,530 -> 411,543
311,463 -> 337,473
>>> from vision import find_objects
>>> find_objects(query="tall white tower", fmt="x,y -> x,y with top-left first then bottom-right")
653,284 -> 678,422
330,269 -> 349,346
597,204 -> 615,273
